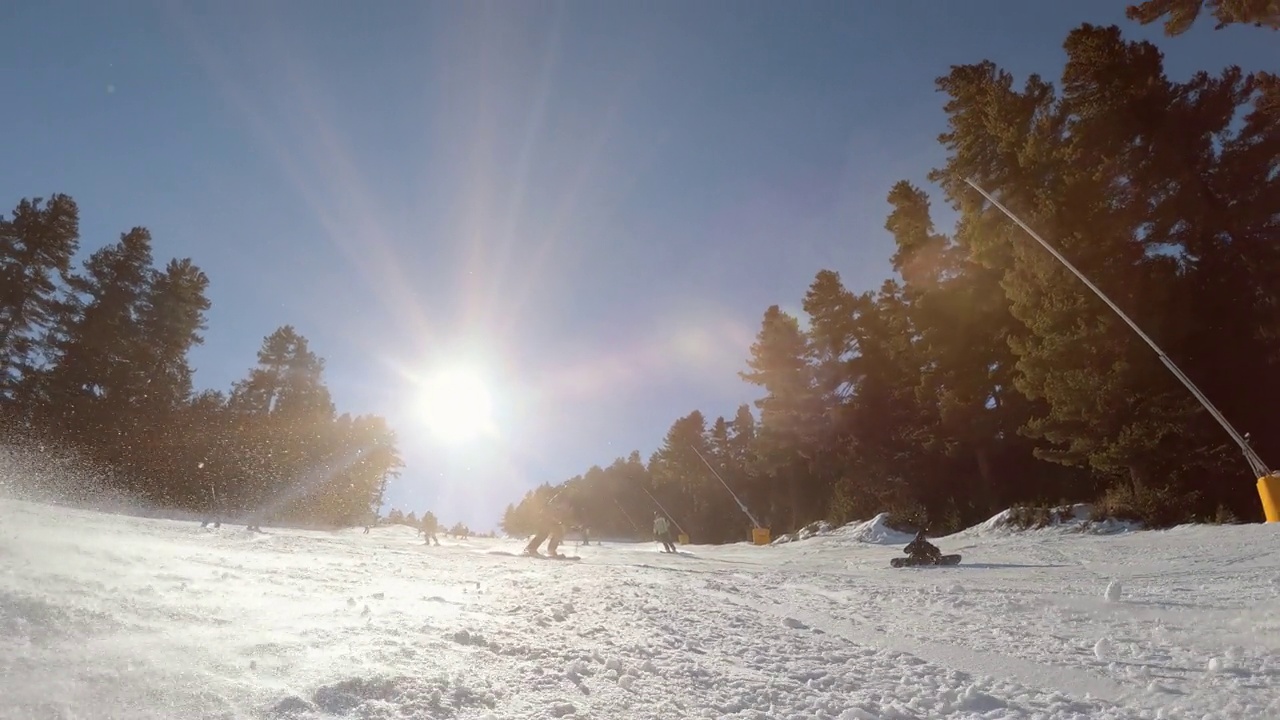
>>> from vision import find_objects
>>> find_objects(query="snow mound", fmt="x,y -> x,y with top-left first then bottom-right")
955,503 -> 1141,539
773,513 -> 916,546
771,503 -> 1147,548
771,520 -> 836,544
839,512 -> 916,545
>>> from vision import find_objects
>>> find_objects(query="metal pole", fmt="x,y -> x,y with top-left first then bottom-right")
965,177 -> 1272,480
612,497 -> 641,535
690,445 -> 763,528
640,485 -> 687,536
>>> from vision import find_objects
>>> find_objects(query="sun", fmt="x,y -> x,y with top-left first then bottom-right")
417,366 -> 497,444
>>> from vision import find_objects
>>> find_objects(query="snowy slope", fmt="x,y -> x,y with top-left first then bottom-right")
2,497 -> 1278,720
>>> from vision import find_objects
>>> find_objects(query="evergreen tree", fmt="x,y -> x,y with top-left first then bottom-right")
41,228 -> 156,458
739,306 -> 821,531
0,192 -> 399,526
1126,0 -> 1280,33
0,195 -> 80,413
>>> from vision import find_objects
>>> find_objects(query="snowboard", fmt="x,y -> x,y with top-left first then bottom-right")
527,552 -> 582,562
491,549 -> 583,561
890,553 -> 961,568
485,549 -> 581,561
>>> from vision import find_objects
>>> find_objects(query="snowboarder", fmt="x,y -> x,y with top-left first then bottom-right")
903,529 -> 941,563
653,512 -> 676,553
525,495 -> 570,557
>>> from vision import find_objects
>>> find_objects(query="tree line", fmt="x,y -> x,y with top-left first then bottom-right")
381,507 -> 492,538
0,197 -> 403,528
501,4 -> 1280,541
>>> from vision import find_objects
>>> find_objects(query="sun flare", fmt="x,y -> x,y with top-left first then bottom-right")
417,366 -> 497,444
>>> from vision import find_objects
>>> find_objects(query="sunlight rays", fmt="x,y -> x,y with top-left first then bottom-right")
160,1 -> 762,523
163,1 -> 435,349
165,1 -> 645,374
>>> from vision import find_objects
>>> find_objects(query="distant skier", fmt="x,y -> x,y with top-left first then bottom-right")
903,529 -> 941,563
200,480 -> 221,529
653,512 -> 676,553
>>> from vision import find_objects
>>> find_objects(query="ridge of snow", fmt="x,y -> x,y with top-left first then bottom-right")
952,503 -> 1143,540
772,513 -> 915,547
772,503 -> 1145,549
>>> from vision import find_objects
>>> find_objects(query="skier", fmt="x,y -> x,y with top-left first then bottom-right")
421,514 -> 440,546
653,511 -> 676,553
903,529 -> 941,564
200,479 -> 221,529
525,495 -> 570,557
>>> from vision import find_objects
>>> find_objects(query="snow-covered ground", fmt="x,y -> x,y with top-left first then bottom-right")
2,497 -> 1278,720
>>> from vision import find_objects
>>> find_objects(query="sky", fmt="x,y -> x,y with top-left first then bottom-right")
2,0 -> 1274,531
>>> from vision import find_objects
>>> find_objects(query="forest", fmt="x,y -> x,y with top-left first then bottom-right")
502,2 -> 1280,541
0,205 -> 404,528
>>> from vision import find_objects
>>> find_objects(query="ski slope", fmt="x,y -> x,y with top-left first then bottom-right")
1,497 -> 1277,720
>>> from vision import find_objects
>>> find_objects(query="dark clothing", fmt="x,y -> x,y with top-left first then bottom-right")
904,535 -> 941,561
526,495 -> 573,556
526,521 -> 565,555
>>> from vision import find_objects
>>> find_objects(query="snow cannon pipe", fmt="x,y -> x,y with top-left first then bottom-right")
640,486 -> 687,536
612,497 -> 642,534
690,445 -> 763,529
964,178 -> 1275,497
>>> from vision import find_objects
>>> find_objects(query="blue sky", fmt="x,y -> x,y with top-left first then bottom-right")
2,1 -> 1273,531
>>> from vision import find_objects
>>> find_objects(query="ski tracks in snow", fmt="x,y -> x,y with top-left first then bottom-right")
1,497 -> 1278,719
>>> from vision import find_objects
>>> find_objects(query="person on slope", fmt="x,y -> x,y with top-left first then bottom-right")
903,529 -> 941,563
421,515 -> 440,546
200,479 -> 221,529
653,512 -> 676,553
525,495 -> 570,557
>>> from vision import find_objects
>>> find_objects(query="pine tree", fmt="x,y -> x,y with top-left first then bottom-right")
649,411 -> 717,538
0,195 -> 80,413
1126,0 -> 1280,33
41,228 -> 156,458
739,306 -> 821,530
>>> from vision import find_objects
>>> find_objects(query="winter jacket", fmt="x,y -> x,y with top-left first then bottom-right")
653,516 -> 670,536
905,535 -> 940,559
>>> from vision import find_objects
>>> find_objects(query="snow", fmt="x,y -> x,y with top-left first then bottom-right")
2,496 -> 1279,720
961,503 -> 1143,538
771,513 -> 914,547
